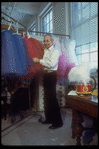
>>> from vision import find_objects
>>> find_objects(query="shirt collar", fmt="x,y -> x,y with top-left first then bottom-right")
44,45 -> 54,51
49,45 -> 54,51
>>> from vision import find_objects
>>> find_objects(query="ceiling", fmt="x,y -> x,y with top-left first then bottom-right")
1,2 -> 43,29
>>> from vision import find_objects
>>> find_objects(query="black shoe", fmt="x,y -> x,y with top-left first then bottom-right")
38,118 -> 42,123
42,120 -> 52,124
49,124 -> 63,129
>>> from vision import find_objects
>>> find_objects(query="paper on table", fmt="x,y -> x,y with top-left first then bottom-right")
67,90 -> 77,95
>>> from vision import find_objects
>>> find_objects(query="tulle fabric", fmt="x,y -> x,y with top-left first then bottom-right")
1,30 -> 25,78
1,30 -> 34,80
20,34 -> 45,80
1,31 -> 78,82
24,36 -> 76,81
53,37 -> 77,81
13,34 -> 33,76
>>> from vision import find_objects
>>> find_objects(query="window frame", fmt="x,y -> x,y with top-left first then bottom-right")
41,6 -> 53,35
31,24 -> 36,35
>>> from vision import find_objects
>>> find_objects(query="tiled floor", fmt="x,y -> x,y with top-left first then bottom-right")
1,108 -> 98,146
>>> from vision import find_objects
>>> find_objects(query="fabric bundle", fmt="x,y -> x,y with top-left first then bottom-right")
53,37 -> 91,85
1,30 -> 44,80
1,30 -> 29,78
21,34 -> 44,80
53,37 -> 78,81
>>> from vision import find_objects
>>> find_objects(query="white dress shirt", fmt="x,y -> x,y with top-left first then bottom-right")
39,45 -> 60,71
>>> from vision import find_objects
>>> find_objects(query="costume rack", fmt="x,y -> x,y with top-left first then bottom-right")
1,12 -> 70,133
1,11 -> 70,38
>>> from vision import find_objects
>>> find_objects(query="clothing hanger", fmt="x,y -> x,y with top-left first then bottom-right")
1,17 -> 13,32
16,22 -> 18,34
8,21 -> 12,30
27,31 -> 30,38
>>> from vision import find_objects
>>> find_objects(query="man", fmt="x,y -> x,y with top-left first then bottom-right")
33,34 -> 63,129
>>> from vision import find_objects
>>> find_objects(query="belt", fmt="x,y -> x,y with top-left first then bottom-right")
43,70 -> 56,73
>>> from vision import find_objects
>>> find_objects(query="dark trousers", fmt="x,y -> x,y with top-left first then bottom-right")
43,71 -> 63,126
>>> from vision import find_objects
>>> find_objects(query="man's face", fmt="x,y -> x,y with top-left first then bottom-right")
44,35 -> 52,49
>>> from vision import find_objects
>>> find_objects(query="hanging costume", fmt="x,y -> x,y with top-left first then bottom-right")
53,37 -> 78,81
13,34 -> 33,76
1,30 -> 23,78
21,34 -> 44,80
2,30 -> 89,85
1,30 -> 34,80
1,31 -> 78,81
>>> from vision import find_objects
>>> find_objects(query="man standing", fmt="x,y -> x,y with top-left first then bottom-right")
33,34 -> 63,129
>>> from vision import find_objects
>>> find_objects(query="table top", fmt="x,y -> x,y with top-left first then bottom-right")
67,90 -> 98,104
66,90 -> 98,118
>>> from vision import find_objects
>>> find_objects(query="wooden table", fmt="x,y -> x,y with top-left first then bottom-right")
66,92 -> 98,145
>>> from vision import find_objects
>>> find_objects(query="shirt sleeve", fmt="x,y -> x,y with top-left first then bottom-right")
39,50 -> 60,69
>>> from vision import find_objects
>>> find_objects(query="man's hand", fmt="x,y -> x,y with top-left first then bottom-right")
32,57 -> 40,63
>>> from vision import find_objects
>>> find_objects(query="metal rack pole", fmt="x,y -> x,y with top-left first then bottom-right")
1,11 -> 27,29
28,30 -> 70,38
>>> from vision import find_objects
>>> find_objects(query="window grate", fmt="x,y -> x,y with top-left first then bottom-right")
70,2 -> 98,69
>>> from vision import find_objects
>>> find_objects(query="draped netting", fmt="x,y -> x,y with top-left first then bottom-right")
1,30 -> 45,81
19,34 -> 45,80
53,37 -> 78,82
53,37 -> 91,85
1,30 -> 33,80
1,30 -> 79,82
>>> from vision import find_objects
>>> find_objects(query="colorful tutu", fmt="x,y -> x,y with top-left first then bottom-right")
53,37 -> 78,81
1,31 -> 78,82
1,30 -> 34,79
1,30 -> 23,77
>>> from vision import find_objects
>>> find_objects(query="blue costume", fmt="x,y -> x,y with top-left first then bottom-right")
1,30 -> 33,79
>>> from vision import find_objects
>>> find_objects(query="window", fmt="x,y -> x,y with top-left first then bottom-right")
32,27 -> 36,35
42,9 -> 53,35
30,25 -> 36,35
70,2 -> 98,69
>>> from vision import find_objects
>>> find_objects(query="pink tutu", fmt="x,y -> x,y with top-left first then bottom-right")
54,38 -> 78,81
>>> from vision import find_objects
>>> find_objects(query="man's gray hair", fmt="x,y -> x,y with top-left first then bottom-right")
44,33 -> 52,41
